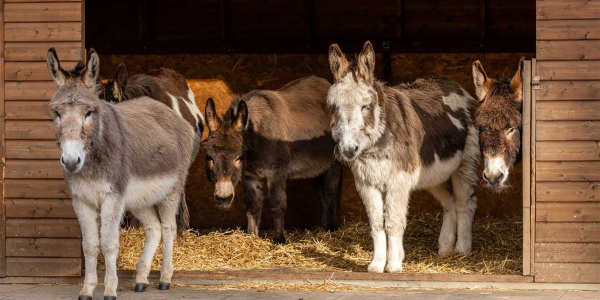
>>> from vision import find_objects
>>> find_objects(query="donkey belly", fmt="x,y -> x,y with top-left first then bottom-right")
122,174 -> 179,210
287,134 -> 336,180
416,151 -> 463,189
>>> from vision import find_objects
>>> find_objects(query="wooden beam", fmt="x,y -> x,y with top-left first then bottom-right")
530,58 -> 536,275
537,0 -> 600,20
522,60 -> 532,276
1,0 -> 6,279
537,182 -> 599,202
537,222 -> 600,243
537,20 -> 600,40
534,263 -> 600,283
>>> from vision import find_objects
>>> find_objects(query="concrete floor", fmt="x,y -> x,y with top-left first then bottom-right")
0,284 -> 599,300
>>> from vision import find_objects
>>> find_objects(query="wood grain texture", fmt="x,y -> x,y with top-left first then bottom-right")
537,61 -> 600,81
535,243 -> 600,263
5,42 -> 82,62
4,2 -> 81,22
537,161 -> 600,181
5,160 -> 63,179
6,238 -> 81,257
6,140 -> 60,159
537,19 -> 600,40
0,0 -> 6,278
4,22 -> 81,42
5,61 -> 78,81
6,257 -> 81,277
536,141 -> 600,161
534,263 -> 600,283
5,101 -> 53,120
4,179 -> 69,198
536,101 -> 600,121
5,218 -> 80,238
537,0 -> 600,20
537,121 -> 600,141
537,182 -> 600,202
5,81 -> 57,100
5,199 -> 75,218
5,120 -> 55,139
537,202 -> 600,222
537,40 -> 600,60
537,81 -> 600,101
537,222 -> 600,242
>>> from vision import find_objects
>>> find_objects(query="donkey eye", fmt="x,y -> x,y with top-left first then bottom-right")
85,111 -> 92,119
507,128 -> 516,135
206,155 -> 214,162
54,111 -> 61,119
361,105 -> 369,111
235,155 -> 244,163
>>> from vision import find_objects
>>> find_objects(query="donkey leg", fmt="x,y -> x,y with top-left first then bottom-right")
428,183 -> 458,257
357,183 -> 386,273
268,177 -> 287,244
157,192 -> 180,289
317,161 -> 343,231
100,198 -> 125,298
383,186 -> 410,273
73,199 -> 100,299
129,207 -> 161,291
242,177 -> 265,236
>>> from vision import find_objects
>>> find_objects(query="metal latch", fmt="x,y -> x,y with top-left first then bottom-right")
532,76 -> 540,90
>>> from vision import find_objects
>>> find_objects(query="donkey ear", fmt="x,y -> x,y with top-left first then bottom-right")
205,98 -> 222,134
329,43 -> 349,82
510,57 -> 525,103
233,100 -> 249,132
111,63 -> 128,102
84,48 -> 100,88
357,41 -> 376,84
47,48 -> 67,87
472,60 -> 492,102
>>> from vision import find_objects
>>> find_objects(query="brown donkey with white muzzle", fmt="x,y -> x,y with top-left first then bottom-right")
203,76 -> 343,244
47,49 -> 196,299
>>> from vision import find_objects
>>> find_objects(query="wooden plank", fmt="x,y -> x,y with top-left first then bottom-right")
6,140 -> 60,159
537,40 -> 600,60
5,120 -> 55,140
537,81 -> 600,101
5,42 -> 81,62
6,238 -> 81,258
0,0 -> 6,279
534,263 -> 600,283
537,19 -> 600,40
537,141 -> 600,161
4,179 -> 69,198
537,222 -> 600,242
5,199 -> 75,218
4,22 -> 81,42
4,2 -> 81,22
537,182 -> 600,202
535,243 -> 600,263
5,81 -> 57,100
536,101 -> 600,121
5,160 -> 63,179
5,61 -> 78,81
5,101 -> 53,120
537,61 -> 600,81
6,257 -> 80,277
537,161 -> 600,182
537,121 -> 600,141
5,0 -> 81,2
522,59 -> 532,276
537,0 -> 600,20
537,202 -> 600,222
530,58 -> 537,275
6,218 -> 80,238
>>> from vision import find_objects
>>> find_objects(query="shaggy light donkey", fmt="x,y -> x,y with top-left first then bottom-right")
327,41 -> 480,273
47,49 -> 196,299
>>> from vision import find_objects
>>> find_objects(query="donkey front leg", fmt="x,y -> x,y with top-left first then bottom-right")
383,186 -> 410,273
73,199 -> 100,300
357,183 -> 386,273
268,177 -> 287,244
100,198 -> 125,299
129,207 -> 161,292
314,161 -> 343,231
157,192 -> 181,290
452,172 -> 477,255
242,176 -> 265,236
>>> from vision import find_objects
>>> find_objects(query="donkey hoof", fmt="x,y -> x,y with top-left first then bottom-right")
273,236 -> 286,244
134,283 -> 148,292
158,282 -> 170,290
325,224 -> 339,232
104,297 -> 117,300
78,296 -> 92,300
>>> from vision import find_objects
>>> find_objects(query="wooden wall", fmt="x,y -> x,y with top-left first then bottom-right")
533,0 -> 600,283
1,0 -> 84,277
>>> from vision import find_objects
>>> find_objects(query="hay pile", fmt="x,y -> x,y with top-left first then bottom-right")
109,213 -> 522,275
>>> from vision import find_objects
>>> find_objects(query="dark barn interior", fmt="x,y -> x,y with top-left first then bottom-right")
85,0 -> 535,230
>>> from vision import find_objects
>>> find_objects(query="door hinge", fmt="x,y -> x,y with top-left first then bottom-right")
532,76 -> 540,90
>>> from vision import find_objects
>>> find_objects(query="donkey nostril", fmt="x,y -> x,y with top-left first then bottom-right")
77,157 -> 81,164
61,156 -> 66,165
354,145 -> 359,152
483,173 -> 489,182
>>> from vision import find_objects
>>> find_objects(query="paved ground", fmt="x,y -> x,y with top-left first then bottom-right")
0,284 -> 599,300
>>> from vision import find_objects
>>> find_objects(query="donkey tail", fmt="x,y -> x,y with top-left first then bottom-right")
176,190 -> 190,237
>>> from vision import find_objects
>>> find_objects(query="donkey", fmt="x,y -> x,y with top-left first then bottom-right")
203,76 -> 343,244
327,41 -> 480,273
472,58 -> 524,190
47,48 -> 196,299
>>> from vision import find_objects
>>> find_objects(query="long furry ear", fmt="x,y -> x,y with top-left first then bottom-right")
84,48 -> 100,88
47,48 -> 68,87
233,100 -> 248,132
357,41 -> 375,84
111,63 -> 128,102
472,60 -> 492,101
329,43 -> 349,82
205,98 -> 222,134
510,57 -> 525,103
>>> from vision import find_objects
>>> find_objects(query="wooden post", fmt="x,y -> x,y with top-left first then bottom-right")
521,60 -> 532,276
0,0 -> 6,278
530,58 -> 537,276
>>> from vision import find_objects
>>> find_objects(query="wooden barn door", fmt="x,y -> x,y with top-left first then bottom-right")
533,0 -> 600,283
0,0 -> 84,277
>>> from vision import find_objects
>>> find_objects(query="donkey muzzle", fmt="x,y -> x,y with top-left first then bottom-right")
60,140 -> 85,174
340,144 -> 359,161
215,179 -> 235,208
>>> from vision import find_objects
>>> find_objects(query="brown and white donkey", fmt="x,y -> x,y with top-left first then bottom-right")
203,76 -> 343,244
328,41 -> 480,273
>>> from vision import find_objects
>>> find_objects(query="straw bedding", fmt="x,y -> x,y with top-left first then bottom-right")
107,212 -> 521,275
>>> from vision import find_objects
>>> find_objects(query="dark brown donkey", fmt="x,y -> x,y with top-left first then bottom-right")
472,58 -> 524,190
203,76 -> 343,244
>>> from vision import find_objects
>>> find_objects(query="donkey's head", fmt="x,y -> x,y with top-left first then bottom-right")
472,57 -> 524,190
47,48 -> 102,175
203,98 -> 248,208
327,41 -> 384,161
102,62 -> 128,103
